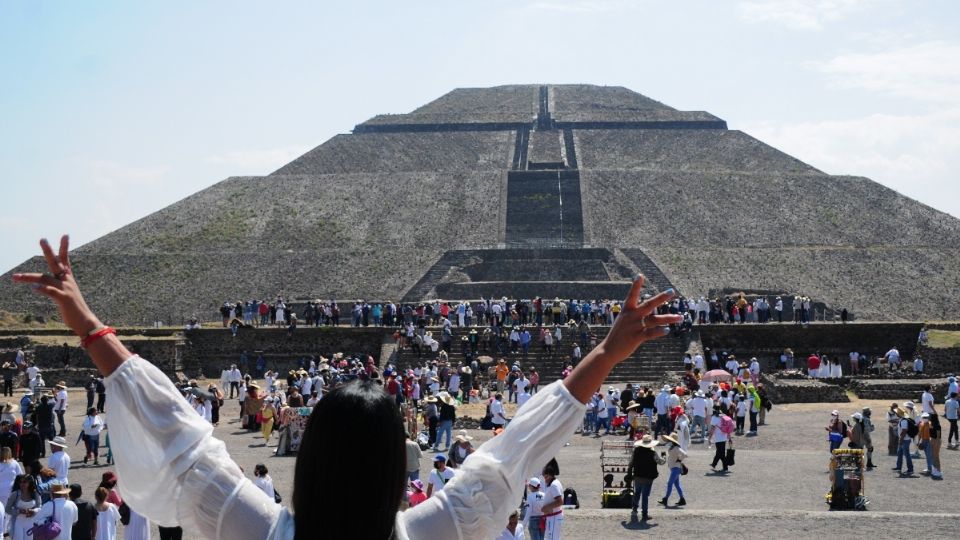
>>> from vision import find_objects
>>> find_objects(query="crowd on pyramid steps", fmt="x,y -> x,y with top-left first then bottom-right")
208,292 -> 829,332
13,235 -> 685,539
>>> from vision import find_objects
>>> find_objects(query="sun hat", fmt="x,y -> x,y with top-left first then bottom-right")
528,477 -> 541,488
55,382 -> 66,389
894,407 -> 906,418
49,436 -> 68,448
660,433 -> 681,446
438,392 -> 457,407
424,396 -> 438,403
625,401 -> 641,411
433,454 -> 447,462
831,410 -> 839,416
22,389 -> 32,396
904,401 -> 915,409
921,412 -> 930,418
410,479 -> 424,491
634,434 -> 660,449
851,412 -> 863,421
50,483 -> 72,496
454,430 -> 473,443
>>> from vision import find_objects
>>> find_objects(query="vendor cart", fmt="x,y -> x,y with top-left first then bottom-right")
826,449 -> 868,510
599,440 -> 635,508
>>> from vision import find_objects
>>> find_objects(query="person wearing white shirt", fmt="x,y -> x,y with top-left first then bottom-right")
540,462 -> 564,540
849,351 -> 860,375
921,385 -> 936,415
945,391 -> 959,449
300,376 -> 313,398
54,383 -> 69,437
94,489 -> 122,540
688,392 -> 708,439
26,364 -> 39,383
47,437 -> 71,484
693,354 -> 704,372
426,455 -> 456,497
496,510 -> 526,540
725,358 -> 738,374
33,484 -> 78,540
253,464 -> 275,501
491,395 -> 508,426
885,347 -> 901,370
517,389 -> 532,409
748,358 -> 761,385
81,408 -> 105,465
523,477 -> 545,539
227,365 -> 242,399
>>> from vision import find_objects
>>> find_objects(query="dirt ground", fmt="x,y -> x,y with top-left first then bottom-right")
52,387 -> 959,539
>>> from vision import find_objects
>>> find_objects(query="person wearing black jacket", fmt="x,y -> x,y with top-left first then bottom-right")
69,484 -> 98,540
35,395 -> 57,446
619,383 -> 634,413
626,434 -> 665,522
85,376 -> 97,410
19,421 -> 43,463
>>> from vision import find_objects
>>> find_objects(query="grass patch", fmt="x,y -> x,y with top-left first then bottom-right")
926,330 -> 960,349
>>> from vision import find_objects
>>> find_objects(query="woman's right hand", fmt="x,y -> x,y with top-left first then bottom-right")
12,236 -> 102,336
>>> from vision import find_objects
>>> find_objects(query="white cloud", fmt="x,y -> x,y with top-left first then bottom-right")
204,145 -> 312,172
811,41 -> 960,102
738,0 -> 874,30
741,109 -> 960,219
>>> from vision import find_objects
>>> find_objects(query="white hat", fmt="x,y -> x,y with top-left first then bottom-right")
831,410 -> 839,416
634,434 -> 660,449
528,477 -> 541,488
49,436 -> 68,448
921,412 -> 930,418
851,412 -> 863,421
904,401 -> 915,409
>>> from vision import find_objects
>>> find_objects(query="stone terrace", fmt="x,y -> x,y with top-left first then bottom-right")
648,246 -> 960,321
272,131 -> 514,175
575,129 -> 822,174
581,170 -> 960,248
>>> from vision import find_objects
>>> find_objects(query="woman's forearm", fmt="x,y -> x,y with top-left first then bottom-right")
85,333 -> 134,377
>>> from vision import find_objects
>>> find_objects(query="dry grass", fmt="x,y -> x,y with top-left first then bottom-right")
926,330 -> 960,349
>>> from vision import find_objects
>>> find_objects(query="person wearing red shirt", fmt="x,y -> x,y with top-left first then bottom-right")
807,353 -> 821,376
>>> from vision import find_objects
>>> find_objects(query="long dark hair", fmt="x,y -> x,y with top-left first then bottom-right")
294,379 -> 405,540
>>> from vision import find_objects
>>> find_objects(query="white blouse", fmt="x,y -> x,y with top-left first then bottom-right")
105,356 -> 581,539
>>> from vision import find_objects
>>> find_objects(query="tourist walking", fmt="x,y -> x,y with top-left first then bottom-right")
861,407 -> 876,468
81,407 -> 104,465
657,433 -> 687,506
708,406 -> 732,472
0,447 -> 23,510
627,434 -> 665,521
54,382 -> 68,437
70,484 -> 98,540
946,392 -> 959,449
426,454 -> 454,498
894,405 -> 915,476
253,464 -> 275,501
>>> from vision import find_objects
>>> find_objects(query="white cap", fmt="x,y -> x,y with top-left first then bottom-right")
528,477 -> 541,488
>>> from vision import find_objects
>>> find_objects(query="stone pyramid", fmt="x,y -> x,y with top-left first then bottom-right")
3,84 -> 959,323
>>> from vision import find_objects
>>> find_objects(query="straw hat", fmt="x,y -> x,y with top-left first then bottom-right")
634,434 -> 660,449
660,433 -> 681,446
49,436 -> 68,449
424,396 -> 438,404
55,381 -> 67,390
437,392 -> 457,407
50,483 -> 71,496
625,401 -> 641,411
1,402 -> 12,414
454,430 -> 474,443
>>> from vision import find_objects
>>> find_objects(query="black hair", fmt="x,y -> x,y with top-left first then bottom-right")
254,464 -> 268,477
69,484 -> 82,499
293,379 -> 404,540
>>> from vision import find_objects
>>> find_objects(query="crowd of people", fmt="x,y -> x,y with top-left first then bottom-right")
0,376 -> 159,539
212,292 -> 824,331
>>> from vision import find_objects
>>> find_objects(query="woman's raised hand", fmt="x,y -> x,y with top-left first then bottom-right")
12,235 -> 102,337
562,274 -> 683,403
601,274 -> 681,363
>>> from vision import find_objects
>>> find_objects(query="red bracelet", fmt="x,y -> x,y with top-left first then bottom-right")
81,326 -> 116,348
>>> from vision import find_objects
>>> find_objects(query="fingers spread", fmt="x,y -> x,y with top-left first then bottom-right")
626,274 -> 645,309
637,288 -> 675,318
58,235 -> 71,270
39,238 -> 62,275
647,314 -> 683,327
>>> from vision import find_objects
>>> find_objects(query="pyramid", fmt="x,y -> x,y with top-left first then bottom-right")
3,84 -> 959,324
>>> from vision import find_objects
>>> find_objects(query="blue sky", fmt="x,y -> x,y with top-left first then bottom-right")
2,0 -> 959,272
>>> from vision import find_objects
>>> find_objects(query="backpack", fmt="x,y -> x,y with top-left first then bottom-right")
720,414 -> 737,435
905,418 -> 919,438
719,414 -> 735,435
563,488 -> 580,509
28,500 -> 62,540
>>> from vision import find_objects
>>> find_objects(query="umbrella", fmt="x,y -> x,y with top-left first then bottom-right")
189,387 -> 216,402
701,369 -> 733,382
476,356 -> 495,365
